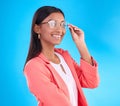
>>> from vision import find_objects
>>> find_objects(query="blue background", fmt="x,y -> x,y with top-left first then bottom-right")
0,0 -> 120,106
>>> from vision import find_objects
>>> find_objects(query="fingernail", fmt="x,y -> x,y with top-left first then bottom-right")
74,27 -> 77,30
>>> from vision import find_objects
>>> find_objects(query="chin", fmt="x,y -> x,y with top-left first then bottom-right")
54,42 -> 62,45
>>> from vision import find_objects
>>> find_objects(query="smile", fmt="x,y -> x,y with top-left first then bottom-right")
52,34 -> 62,39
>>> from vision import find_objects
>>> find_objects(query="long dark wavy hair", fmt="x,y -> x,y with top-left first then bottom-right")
24,6 -> 65,66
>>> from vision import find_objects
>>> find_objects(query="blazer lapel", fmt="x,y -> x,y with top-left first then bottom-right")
56,49 -> 88,105
46,63 -> 70,99
56,50 -> 81,89
38,53 -> 70,99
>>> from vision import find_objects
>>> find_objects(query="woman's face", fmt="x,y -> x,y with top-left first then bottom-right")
39,12 -> 66,47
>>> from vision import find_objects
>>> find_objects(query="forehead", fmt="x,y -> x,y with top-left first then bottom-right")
43,12 -> 65,22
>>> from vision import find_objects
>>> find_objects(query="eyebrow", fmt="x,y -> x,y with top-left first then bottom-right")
47,19 -> 66,22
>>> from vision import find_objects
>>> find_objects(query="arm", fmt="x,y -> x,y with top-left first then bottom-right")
68,24 -> 92,65
64,50 -> 99,88
73,57 -> 99,88
68,24 -> 99,88
24,61 -> 72,106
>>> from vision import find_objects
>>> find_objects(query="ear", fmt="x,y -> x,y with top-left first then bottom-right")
33,24 -> 41,34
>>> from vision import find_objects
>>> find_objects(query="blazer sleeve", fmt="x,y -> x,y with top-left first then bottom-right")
71,55 -> 100,88
24,60 -> 72,106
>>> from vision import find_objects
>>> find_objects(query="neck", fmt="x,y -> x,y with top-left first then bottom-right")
41,46 -> 60,64
42,48 -> 54,58
40,41 -> 60,63
41,44 -> 55,61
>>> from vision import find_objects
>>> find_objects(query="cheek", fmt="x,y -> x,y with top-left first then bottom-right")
63,29 -> 66,35
40,27 -> 51,36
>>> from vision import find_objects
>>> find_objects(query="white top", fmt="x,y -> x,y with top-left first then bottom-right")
50,52 -> 78,106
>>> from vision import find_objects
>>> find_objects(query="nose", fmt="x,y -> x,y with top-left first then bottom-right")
55,28 -> 66,37
55,23 -> 66,31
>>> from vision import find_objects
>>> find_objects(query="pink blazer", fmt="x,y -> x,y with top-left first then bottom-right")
24,48 -> 99,106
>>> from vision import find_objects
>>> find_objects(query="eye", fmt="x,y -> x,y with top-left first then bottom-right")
48,20 -> 56,28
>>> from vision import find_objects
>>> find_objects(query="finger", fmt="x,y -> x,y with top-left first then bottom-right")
69,25 -> 83,35
68,25 -> 75,35
68,24 -> 81,31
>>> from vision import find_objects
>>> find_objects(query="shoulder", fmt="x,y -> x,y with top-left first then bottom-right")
24,56 -> 47,73
25,56 -> 40,66
24,57 -> 40,72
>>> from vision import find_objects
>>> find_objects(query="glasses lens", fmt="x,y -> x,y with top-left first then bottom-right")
61,21 -> 67,29
47,20 -> 67,29
48,20 -> 56,28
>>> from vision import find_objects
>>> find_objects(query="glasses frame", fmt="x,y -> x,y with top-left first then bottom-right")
40,19 -> 68,29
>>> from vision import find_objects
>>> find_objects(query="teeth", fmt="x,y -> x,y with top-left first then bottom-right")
52,35 -> 61,39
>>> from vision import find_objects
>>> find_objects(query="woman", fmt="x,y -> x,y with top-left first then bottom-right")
24,6 -> 99,106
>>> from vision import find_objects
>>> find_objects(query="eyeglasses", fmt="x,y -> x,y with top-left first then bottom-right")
40,20 -> 67,29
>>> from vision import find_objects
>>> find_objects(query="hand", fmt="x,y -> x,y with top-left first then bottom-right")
68,24 -> 85,44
